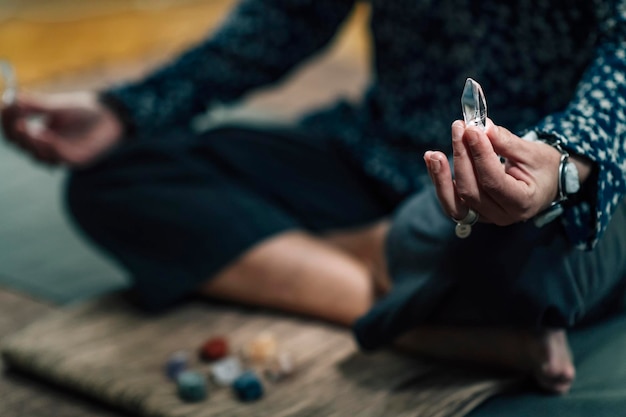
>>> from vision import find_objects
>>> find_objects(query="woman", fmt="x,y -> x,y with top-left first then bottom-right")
3,0 -> 625,394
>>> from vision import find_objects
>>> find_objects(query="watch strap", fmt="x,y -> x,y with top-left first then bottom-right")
525,132 -> 580,227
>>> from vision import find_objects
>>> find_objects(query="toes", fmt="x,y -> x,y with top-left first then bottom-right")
541,359 -> 576,380
536,374 -> 574,394
536,360 -> 576,394
532,330 -> 576,395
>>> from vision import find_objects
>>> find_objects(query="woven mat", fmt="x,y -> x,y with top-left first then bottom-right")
1,296 -> 519,417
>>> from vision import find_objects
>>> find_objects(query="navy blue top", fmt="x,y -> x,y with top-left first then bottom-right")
104,0 -> 626,250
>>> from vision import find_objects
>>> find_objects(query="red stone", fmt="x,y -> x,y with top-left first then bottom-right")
199,337 -> 229,361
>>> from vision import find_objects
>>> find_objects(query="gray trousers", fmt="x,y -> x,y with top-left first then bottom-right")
353,186 -> 626,351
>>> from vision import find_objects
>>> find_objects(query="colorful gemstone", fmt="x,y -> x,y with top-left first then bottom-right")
210,356 -> 243,387
264,351 -> 295,382
164,350 -> 189,380
242,332 -> 277,364
233,371 -> 264,402
199,336 -> 229,361
176,370 -> 208,402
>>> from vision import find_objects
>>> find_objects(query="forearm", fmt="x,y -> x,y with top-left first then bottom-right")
531,5 -> 626,249
102,0 -> 356,138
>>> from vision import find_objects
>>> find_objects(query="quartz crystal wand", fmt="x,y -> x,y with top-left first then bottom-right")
454,78 -> 487,238
461,77 -> 487,131
0,60 -> 16,107
0,62 -> 46,135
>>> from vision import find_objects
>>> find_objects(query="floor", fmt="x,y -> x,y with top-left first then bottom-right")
3,3 -> 626,417
0,136 -> 128,304
0,289 -> 135,417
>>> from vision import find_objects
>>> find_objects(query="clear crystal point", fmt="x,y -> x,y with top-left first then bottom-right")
0,60 -> 16,107
461,77 -> 487,131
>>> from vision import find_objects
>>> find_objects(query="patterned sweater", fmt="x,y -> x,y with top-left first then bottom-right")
104,0 -> 626,250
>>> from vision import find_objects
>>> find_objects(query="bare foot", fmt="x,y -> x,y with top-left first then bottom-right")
394,326 -> 576,394
525,329 -> 575,394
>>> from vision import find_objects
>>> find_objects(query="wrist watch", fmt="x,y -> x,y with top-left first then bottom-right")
533,138 -> 581,227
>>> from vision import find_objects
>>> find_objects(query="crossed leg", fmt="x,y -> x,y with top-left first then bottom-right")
200,220 -> 390,326
199,230 -> 377,326
198,220 -> 576,394
65,127 -> 582,395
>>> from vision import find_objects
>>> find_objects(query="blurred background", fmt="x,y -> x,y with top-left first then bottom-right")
0,0 -> 370,305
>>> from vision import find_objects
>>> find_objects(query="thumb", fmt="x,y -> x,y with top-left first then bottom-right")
13,94 -> 55,116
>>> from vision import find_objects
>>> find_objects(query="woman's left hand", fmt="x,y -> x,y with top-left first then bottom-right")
424,119 -> 562,226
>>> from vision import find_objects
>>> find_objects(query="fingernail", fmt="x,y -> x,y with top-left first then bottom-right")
452,123 -> 464,142
430,156 -> 441,173
466,129 -> 480,145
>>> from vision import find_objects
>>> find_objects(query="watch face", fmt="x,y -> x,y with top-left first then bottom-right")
564,161 -> 581,195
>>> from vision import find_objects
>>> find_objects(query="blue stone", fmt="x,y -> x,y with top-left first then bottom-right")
165,350 -> 189,380
232,371 -> 264,402
176,371 -> 208,402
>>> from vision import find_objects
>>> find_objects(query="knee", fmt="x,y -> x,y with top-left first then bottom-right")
385,187 -> 457,282
63,167 -> 117,238
63,142 -> 161,231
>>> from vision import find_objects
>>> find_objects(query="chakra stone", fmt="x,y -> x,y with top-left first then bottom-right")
461,77 -> 487,131
176,371 -> 208,402
199,336 -> 229,361
165,350 -> 190,380
210,356 -> 244,387
242,332 -> 277,364
264,351 -> 295,382
232,371 -> 264,402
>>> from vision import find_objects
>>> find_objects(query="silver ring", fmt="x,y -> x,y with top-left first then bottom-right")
453,208 -> 479,225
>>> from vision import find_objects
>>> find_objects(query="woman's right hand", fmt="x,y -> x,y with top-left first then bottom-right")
424,119 -> 565,226
1,91 -> 125,167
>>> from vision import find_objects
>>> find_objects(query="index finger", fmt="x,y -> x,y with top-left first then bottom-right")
2,96 -> 49,142
451,120 -> 480,205
1,103 -> 20,142
464,125 -> 528,202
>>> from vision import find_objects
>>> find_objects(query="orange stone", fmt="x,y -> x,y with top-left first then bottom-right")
242,332 -> 278,364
